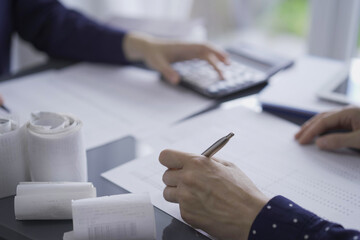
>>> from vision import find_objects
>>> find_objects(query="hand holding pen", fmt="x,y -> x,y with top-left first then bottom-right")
159,133 -> 269,240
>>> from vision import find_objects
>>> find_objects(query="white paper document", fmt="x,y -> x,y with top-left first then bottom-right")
0,65 -> 212,149
102,106 -> 360,231
258,56 -> 346,114
15,182 -> 96,220
64,193 -> 156,240
54,63 -> 212,140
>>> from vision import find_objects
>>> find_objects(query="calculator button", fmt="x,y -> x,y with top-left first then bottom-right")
208,85 -> 219,93
224,81 -> 236,88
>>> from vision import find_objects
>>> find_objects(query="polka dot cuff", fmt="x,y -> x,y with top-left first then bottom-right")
249,195 -> 360,240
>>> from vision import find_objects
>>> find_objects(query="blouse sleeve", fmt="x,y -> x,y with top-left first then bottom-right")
249,195 -> 360,240
13,0 -> 131,65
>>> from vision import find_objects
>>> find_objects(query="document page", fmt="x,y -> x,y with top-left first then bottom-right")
102,106 -> 360,231
53,63 -> 212,139
0,65 -> 212,149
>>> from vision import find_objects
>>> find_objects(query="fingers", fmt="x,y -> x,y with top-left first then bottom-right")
200,45 -> 229,80
159,149 -> 191,169
153,57 -> 180,84
295,111 -> 344,144
163,186 -> 178,203
203,54 -> 225,80
295,113 -> 325,140
316,131 -> 360,150
212,157 -> 235,167
204,45 -> 229,65
163,169 -> 181,187
172,43 -> 228,80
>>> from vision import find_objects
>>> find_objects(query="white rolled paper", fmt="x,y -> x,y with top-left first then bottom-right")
26,112 -> 87,182
64,193 -> 157,240
0,118 -> 12,133
14,182 -> 96,220
0,118 -> 30,198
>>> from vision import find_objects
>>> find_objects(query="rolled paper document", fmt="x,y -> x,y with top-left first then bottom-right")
14,182 -> 96,220
0,118 -> 29,198
64,193 -> 156,240
0,118 -> 11,133
26,112 -> 87,182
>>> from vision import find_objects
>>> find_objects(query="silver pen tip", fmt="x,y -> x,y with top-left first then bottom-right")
226,132 -> 234,139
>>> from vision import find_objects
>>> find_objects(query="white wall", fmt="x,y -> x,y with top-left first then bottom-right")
308,0 -> 360,61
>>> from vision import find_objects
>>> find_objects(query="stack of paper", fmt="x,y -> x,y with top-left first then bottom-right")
64,193 -> 156,240
15,182 -> 96,220
102,106 -> 360,231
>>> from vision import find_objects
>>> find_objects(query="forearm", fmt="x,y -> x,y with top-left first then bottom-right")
14,0 -> 130,65
123,33 -> 154,62
249,196 -> 360,240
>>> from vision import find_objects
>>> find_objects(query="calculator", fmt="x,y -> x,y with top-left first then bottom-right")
171,44 -> 294,99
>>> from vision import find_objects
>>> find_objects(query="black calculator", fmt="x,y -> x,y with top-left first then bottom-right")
172,43 -> 294,99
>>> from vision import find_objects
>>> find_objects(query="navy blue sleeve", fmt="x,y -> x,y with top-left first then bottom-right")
12,0 -> 131,65
249,196 -> 360,240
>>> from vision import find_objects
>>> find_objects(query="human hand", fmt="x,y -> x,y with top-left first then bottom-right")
0,94 -> 4,106
159,149 -> 269,240
295,107 -> 360,150
124,33 -> 229,84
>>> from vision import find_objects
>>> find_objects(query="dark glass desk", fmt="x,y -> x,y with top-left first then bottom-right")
0,60 -> 307,240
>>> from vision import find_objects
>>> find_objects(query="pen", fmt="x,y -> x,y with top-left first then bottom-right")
201,132 -> 234,158
1,105 -> 10,113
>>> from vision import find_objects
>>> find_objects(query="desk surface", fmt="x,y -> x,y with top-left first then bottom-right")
0,60 -> 308,240
0,136 -> 209,240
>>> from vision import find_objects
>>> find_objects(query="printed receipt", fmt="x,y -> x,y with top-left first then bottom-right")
15,182 -> 96,220
63,193 -> 156,240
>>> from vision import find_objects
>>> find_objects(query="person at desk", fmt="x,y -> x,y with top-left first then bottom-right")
160,107 -> 360,240
0,0 -> 227,107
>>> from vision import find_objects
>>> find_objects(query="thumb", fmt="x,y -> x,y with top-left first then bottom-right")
161,67 -> 180,85
151,57 -> 180,84
316,131 -> 360,150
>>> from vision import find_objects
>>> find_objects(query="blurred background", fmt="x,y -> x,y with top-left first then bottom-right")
11,0 -> 360,74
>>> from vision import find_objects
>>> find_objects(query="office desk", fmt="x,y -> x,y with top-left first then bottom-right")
0,136 -> 210,240
0,60 -> 308,240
